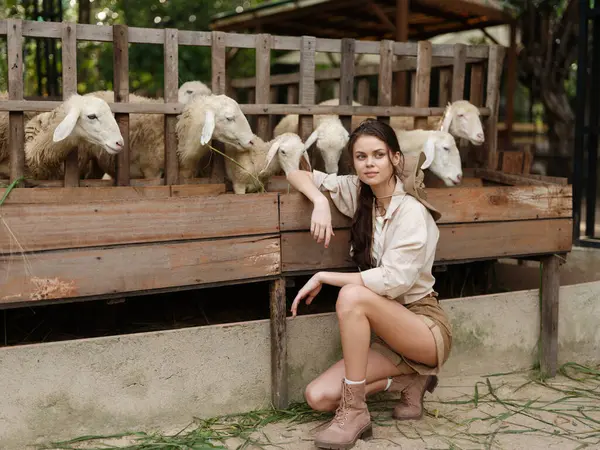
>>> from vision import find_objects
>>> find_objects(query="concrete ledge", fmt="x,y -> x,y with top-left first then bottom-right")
1,281 -> 599,449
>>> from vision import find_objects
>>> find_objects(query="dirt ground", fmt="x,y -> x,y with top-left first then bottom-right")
44,366 -> 600,450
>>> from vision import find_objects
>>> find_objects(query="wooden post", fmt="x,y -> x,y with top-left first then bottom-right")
269,86 -> 278,136
468,63 -> 485,167
339,38 -> 355,133
378,40 -> 394,123
438,68 -> 452,107
113,24 -> 130,186
210,31 -> 226,183
62,22 -> 79,187
395,0 -> 409,105
451,43 -> 466,102
7,19 -> 25,183
357,78 -> 370,105
270,277 -> 288,409
540,255 -> 560,377
256,34 -> 272,141
505,22 -> 517,149
485,45 -> 506,170
414,41 -> 432,130
298,36 -> 315,141
164,28 -> 179,185
286,84 -> 299,104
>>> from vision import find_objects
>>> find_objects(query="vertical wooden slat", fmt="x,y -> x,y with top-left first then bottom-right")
269,86 -> 278,136
210,31 -> 226,183
378,39 -> 394,124
395,0 -> 409,106
469,63 -> 484,107
7,19 -> 25,183
451,43 -> 467,102
485,45 -> 506,170
413,41 -> 432,130
164,28 -> 179,185
113,24 -> 130,186
62,22 -> 79,187
255,34 -> 271,141
505,23 -> 518,148
438,68 -> 452,107
357,78 -> 370,106
339,38 -> 355,134
540,255 -> 560,378
270,277 -> 288,409
298,36 -> 315,141
286,84 -> 299,104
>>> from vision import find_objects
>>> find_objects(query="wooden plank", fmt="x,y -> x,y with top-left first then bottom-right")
501,151 -> 524,174
298,36 -> 316,141
210,31 -> 227,183
270,277 -> 288,409
540,255 -> 560,377
0,184 -> 226,204
281,219 -> 573,272
339,38 -> 355,133
474,169 -> 557,186
7,19 -> 25,182
485,45 -> 506,170
438,68 -> 452,107
286,85 -> 299,104
0,235 -> 281,304
279,185 -> 572,230
256,34 -> 272,141
395,0 -> 409,106
378,39 -> 394,123
113,24 -> 130,186
0,100 -> 183,114
164,28 -> 179,185
0,193 -> 279,252
0,177 -> 224,188
469,63 -> 484,107
414,41 -> 432,130
357,78 -> 370,106
451,43 -> 467,102
61,22 -> 80,187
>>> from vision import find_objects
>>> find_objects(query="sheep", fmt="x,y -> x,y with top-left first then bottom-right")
395,129 -> 462,187
176,94 -> 255,180
178,80 -> 212,104
224,133 -> 310,194
23,93 -> 124,180
273,98 -> 361,174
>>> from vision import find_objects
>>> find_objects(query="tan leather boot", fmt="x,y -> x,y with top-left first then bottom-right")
314,380 -> 372,449
388,374 -> 438,420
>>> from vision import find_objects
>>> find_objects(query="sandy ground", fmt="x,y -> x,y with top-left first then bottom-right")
44,367 -> 600,450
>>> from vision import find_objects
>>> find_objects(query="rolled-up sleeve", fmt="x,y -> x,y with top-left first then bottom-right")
311,170 -> 359,218
360,201 -> 429,299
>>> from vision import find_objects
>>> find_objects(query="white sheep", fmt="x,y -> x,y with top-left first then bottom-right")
23,93 -> 123,180
178,80 -> 212,104
224,133 -> 310,194
176,94 -> 255,180
395,129 -> 462,187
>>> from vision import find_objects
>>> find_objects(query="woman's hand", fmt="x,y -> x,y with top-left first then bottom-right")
311,197 -> 335,248
291,273 -> 323,317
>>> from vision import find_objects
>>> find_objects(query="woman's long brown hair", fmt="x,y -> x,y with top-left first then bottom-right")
348,119 -> 405,270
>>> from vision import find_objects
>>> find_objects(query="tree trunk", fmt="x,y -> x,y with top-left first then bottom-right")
78,0 -> 91,24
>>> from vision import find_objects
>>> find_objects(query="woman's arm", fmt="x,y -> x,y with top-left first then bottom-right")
287,169 -> 335,248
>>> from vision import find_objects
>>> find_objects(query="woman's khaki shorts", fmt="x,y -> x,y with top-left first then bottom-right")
370,293 -> 453,375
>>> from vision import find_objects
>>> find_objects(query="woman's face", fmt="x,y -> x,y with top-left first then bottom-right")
352,135 -> 400,187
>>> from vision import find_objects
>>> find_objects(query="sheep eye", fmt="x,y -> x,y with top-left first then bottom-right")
87,114 -> 98,120
186,90 -> 193,94
226,117 -> 234,122
443,146 -> 450,151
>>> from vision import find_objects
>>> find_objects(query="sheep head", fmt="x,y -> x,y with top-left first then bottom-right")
178,80 -> 212,104
440,100 -> 484,146
304,119 -> 349,174
53,94 -> 124,155
261,133 -> 311,176
198,94 -> 255,149
422,131 -> 463,187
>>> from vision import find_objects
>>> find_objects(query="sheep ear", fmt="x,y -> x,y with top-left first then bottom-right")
261,140 -> 281,174
303,128 -> 319,151
421,137 -> 435,170
440,102 -> 453,132
300,150 -> 312,172
53,107 -> 80,142
200,110 -> 215,145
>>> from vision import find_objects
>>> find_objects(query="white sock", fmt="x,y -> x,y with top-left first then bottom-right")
384,377 -> 393,391
344,377 -> 366,385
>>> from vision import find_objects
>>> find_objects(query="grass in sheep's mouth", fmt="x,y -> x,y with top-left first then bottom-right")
208,144 -> 266,193
40,362 -> 600,450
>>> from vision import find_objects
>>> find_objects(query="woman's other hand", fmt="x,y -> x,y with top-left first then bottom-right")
291,273 -> 323,317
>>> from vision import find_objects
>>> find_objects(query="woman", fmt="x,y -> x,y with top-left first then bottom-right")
286,119 -> 452,449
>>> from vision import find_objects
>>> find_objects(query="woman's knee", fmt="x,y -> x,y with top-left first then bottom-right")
304,381 -> 338,412
336,284 -> 367,315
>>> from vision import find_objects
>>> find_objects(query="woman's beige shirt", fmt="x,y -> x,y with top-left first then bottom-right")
312,170 -> 439,304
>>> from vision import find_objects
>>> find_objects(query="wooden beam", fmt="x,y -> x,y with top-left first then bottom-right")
378,39 -> 394,123
7,19 -> 25,183
367,0 -> 396,32
474,169 -> 557,186
113,24 -> 130,186
485,45 -> 506,170
298,35 -> 316,141
256,34 -> 272,141
339,37 -> 355,134
395,0 -> 409,106
505,23 -> 517,148
540,255 -> 560,377
270,277 -> 288,409
210,31 -> 227,183
0,235 -> 281,304
452,43 -> 467,101
414,41 -> 432,129
164,28 -> 179,185
61,22 -> 80,187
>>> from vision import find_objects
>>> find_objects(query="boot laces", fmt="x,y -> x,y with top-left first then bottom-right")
333,383 -> 354,426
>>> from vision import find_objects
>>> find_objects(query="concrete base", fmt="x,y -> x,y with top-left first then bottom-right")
1,281 -> 599,449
